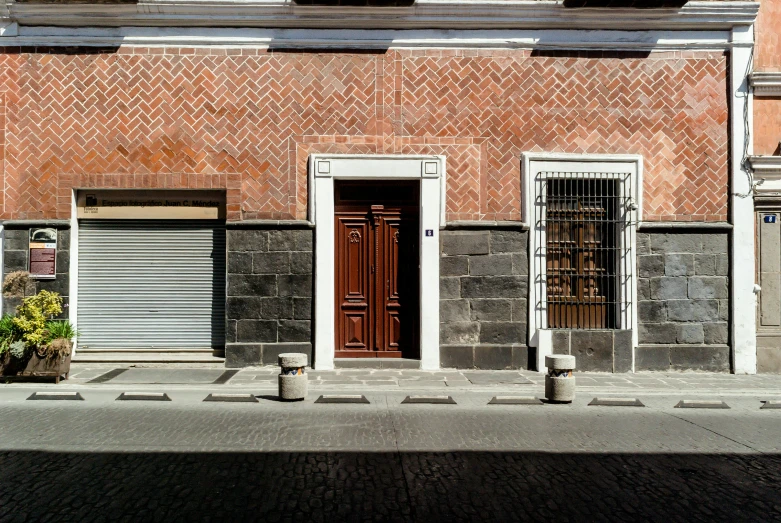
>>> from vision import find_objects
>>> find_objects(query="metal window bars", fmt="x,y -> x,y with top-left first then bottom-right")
535,171 -> 635,331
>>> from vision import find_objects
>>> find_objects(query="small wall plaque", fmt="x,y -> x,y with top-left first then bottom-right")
425,229 -> 434,237
764,215 -> 777,224
29,228 -> 57,280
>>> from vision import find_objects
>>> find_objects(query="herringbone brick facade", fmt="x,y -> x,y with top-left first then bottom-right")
756,0 -> 781,69
0,47 -> 728,222
754,98 -> 781,156
754,0 -> 781,157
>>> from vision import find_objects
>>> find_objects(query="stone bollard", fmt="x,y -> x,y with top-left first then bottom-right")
278,353 -> 308,401
544,354 -> 576,403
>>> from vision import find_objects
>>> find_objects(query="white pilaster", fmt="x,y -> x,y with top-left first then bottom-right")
313,174 -> 335,371
69,190 -> 80,356
419,176 -> 441,370
730,24 -> 757,374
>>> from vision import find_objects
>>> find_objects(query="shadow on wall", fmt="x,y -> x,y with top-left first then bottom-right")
211,226 -> 228,351
293,0 -> 686,6
1,450 -> 779,520
14,0 -> 137,4
292,0 -> 415,5
529,48 -> 652,59
563,0 -> 688,7
3,46 -> 122,55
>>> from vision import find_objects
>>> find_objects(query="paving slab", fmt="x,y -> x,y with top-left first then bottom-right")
100,368 -> 228,385
9,363 -> 781,398
398,381 -> 448,389
467,371 -> 533,385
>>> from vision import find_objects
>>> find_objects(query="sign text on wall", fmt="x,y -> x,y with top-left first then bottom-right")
29,228 -> 57,280
77,190 -> 226,220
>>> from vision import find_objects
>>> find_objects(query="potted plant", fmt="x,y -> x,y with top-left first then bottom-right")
0,271 -> 76,383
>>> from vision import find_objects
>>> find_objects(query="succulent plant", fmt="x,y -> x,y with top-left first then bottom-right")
9,340 -> 27,359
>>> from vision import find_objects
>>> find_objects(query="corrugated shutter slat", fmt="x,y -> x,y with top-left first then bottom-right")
77,220 -> 226,349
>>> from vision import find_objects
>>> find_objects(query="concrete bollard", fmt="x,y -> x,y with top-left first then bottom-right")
544,354 -> 576,403
278,353 -> 308,401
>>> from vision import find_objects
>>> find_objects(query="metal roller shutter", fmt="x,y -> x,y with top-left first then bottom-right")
78,220 -> 226,349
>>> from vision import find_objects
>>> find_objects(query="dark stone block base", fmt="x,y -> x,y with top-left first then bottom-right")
225,226 -> 313,366
550,330 -> 632,373
334,359 -> 419,369
635,230 -> 731,372
636,344 -> 730,372
439,228 -> 529,369
440,344 -> 529,370
225,342 -> 312,368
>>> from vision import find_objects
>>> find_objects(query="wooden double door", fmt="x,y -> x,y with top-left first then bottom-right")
334,182 -> 420,359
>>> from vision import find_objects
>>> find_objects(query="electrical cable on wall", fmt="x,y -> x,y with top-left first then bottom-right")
735,44 -> 757,198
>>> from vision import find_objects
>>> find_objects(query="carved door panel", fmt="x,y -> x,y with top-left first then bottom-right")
335,216 -> 372,353
377,215 -> 418,354
335,183 -> 419,358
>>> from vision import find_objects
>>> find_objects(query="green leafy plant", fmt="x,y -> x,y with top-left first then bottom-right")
45,320 -> 78,344
13,290 -> 63,348
41,320 -> 78,359
0,314 -> 15,337
0,314 -> 20,356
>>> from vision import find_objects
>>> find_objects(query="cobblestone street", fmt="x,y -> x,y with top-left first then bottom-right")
0,381 -> 780,522
2,449 -> 779,522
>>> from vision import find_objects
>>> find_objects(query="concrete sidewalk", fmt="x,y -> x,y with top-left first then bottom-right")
12,363 -> 779,396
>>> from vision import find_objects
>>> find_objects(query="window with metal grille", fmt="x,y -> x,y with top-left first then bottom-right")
536,172 -> 633,331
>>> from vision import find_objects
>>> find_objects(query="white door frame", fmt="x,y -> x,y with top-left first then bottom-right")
309,154 -> 446,370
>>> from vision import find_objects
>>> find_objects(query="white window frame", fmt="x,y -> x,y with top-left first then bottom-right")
522,152 -> 643,371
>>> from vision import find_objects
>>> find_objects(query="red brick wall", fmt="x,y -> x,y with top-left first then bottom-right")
0,47 -> 728,222
754,0 -> 781,157
756,0 -> 781,70
754,98 -> 781,156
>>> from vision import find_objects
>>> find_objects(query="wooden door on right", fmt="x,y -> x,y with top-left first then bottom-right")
334,181 -> 420,359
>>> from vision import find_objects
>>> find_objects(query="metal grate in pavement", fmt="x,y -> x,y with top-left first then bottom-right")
117,392 -> 171,402
589,397 -> 644,407
27,391 -> 84,401
315,395 -> 370,404
402,395 -> 456,405
675,400 -> 729,409
488,396 -> 543,405
204,393 -> 258,403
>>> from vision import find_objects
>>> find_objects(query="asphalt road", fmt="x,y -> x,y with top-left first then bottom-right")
0,391 -> 779,522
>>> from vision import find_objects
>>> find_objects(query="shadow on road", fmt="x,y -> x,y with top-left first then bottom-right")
1,450 -> 779,521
